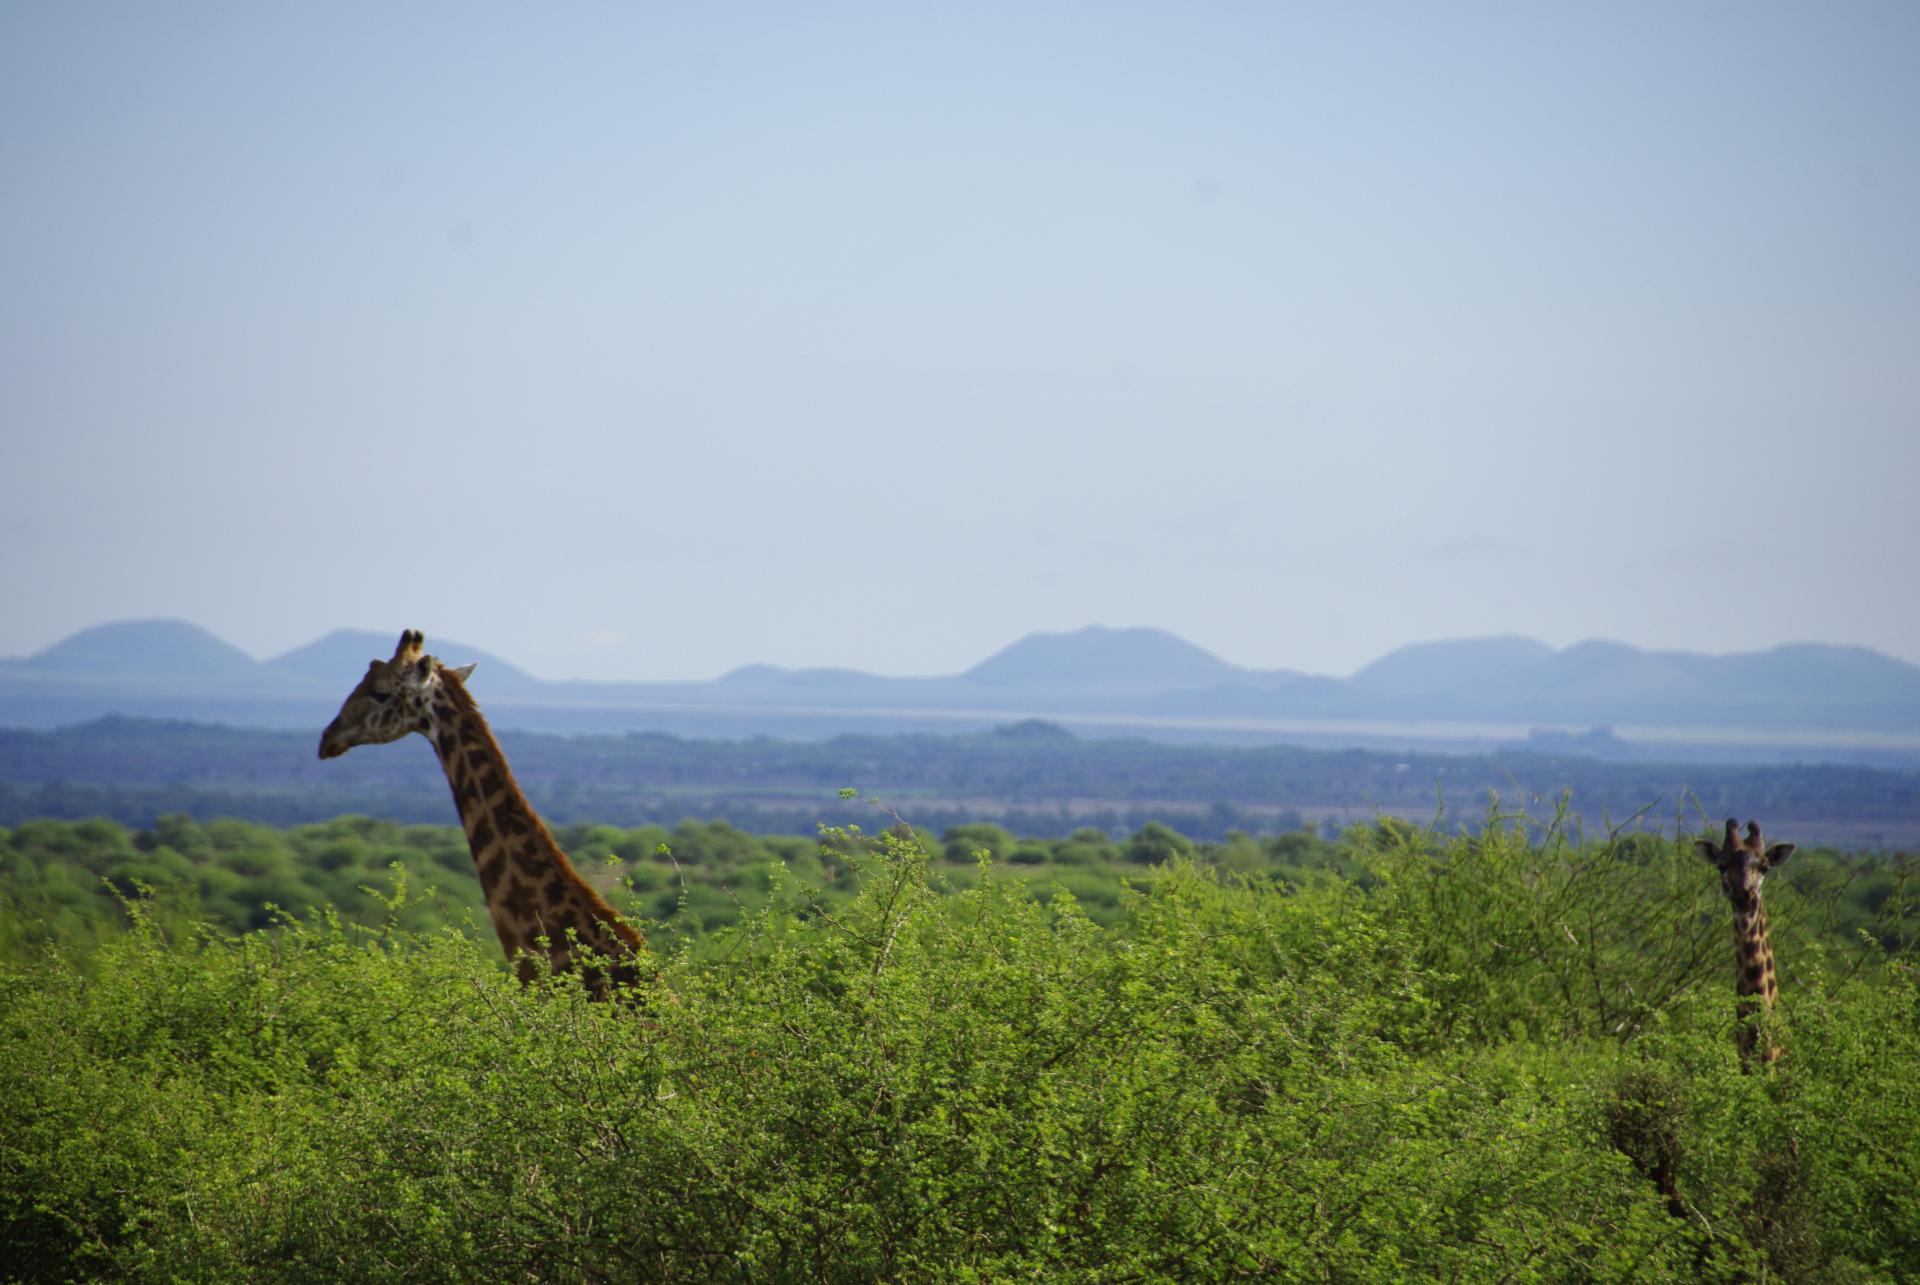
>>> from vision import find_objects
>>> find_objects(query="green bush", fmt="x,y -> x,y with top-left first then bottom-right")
2,815 -> 1917,1281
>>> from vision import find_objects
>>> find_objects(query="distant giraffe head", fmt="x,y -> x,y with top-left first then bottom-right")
1695,817 -> 1794,920
318,629 -> 473,759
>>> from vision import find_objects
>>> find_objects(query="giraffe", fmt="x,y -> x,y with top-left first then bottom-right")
318,629 -> 649,999
1696,817 -> 1795,1068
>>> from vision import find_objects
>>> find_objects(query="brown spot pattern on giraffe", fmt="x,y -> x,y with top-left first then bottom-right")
1702,818 -> 1790,1068
320,636 -> 649,1000
501,878 -> 538,922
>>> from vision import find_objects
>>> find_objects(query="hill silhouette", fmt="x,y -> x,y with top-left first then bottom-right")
268,629 -> 540,694
4,619 -> 1918,761
1349,635 -> 1556,696
961,625 -> 1247,690
15,619 -> 264,683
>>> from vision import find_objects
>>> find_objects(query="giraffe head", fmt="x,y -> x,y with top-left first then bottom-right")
318,629 -> 475,759
1695,817 -> 1794,906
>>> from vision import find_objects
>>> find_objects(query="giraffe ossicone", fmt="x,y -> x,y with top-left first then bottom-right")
319,629 -> 649,999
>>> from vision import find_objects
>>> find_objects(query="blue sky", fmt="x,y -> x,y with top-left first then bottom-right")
4,3 -> 1916,680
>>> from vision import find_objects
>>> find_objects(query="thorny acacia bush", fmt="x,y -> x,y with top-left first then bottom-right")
2,816 -> 1917,1282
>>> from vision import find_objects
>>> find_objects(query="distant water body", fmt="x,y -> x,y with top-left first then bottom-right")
485,696 -> 1920,761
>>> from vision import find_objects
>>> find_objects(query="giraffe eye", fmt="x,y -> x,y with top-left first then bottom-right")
366,688 -> 392,704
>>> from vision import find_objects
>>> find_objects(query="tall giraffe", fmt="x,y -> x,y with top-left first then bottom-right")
319,630 -> 649,999
1696,817 -> 1795,1067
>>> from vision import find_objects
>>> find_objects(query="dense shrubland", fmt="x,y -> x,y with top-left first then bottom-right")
2,808 -> 1917,1281
0,813 -> 1367,951
0,809 -> 1905,955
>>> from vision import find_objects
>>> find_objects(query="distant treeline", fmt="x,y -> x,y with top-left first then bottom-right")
0,812 -> 1352,947
3,716 -> 1918,847
3,811 -> 1912,964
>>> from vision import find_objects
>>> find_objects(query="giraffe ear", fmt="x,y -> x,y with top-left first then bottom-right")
448,663 -> 477,683
414,655 -> 434,682
1764,843 -> 1795,869
1694,839 -> 1721,863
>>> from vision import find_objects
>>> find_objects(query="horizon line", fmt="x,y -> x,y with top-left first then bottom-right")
4,615 -> 1913,687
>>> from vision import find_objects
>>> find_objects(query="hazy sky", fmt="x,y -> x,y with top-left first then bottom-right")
5,3 -> 1917,681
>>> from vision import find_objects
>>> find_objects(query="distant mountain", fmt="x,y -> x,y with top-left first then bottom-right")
714,664 -> 893,693
10,619 -> 264,683
3,619 -> 1918,763
962,626 -> 1247,690
1689,644 -> 1920,711
1339,637 -> 1702,719
267,629 -> 541,694
1349,636 -> 1556,697
1536,640 -> 1697,696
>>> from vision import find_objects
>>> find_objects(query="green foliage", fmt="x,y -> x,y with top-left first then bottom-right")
1121,818 -> 1194,865
2,813 -> 1917,1280
1353,804 -> 1735,1045
0,815 -> 1342,953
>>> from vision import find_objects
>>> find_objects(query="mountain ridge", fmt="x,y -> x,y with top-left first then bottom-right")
14,619 -> 263,680
960,624 -> 1249,689
4,619 -> 1918,753
266,629 -> 540,693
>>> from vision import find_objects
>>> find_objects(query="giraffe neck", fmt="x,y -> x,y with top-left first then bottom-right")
426,675 -> 646,998
1728,889 -> 1780,1067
